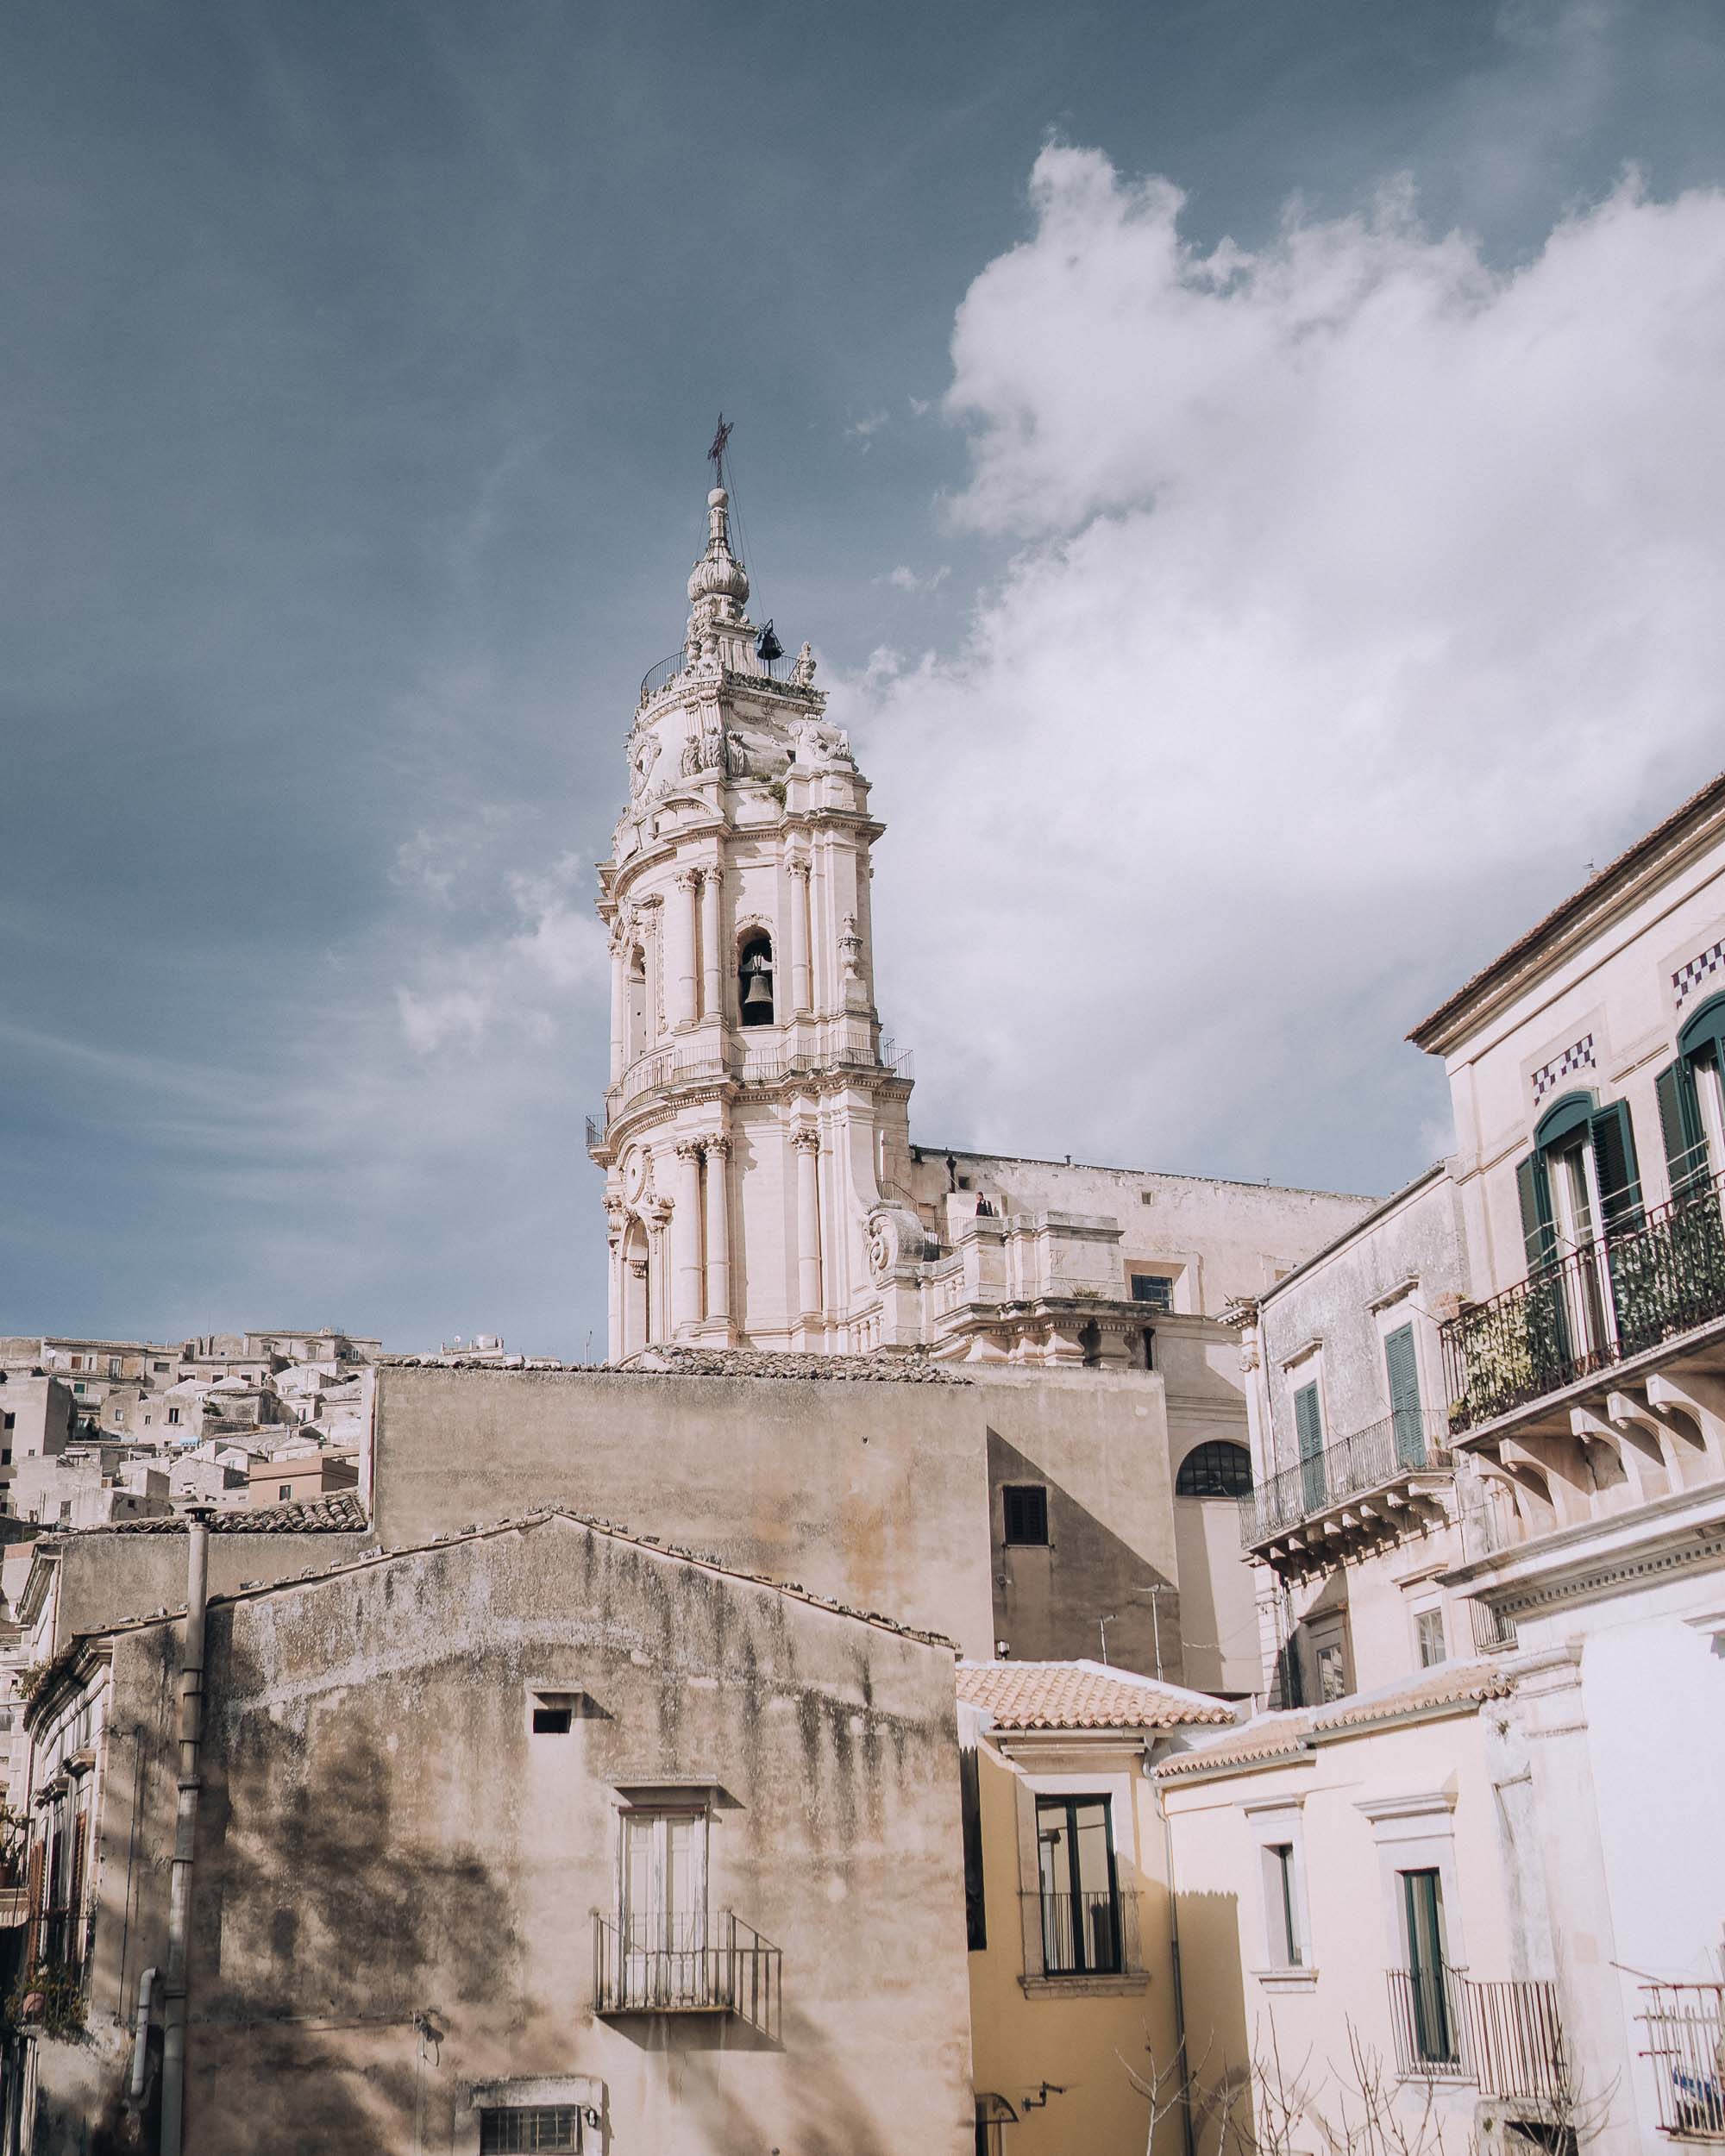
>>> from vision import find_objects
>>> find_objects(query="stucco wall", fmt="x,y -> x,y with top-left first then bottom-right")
78,1519 -> 974,2156
372,1363 -> 997,1658
1162,1708 -> 1515,2155
36,1529 -> 374,1655
1258,1168 -> 1467,1477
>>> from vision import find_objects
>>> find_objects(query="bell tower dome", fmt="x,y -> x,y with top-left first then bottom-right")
589,452 -> 917,1359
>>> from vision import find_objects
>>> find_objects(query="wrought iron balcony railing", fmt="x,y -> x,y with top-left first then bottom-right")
1441,1170 -> 1725,1436
1386,1966 -> 1567,2102
1239,1409 -> 1453,1548
1640,1982 -> 1725,2141
1031,1880 -> 1138,1975
593,1911 -> 781,2041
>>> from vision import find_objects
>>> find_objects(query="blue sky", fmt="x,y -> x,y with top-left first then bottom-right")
5,1 -> 1725,1354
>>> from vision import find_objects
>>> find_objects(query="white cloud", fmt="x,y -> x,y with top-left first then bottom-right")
844,408 -> 890,449
838,147 -> 1725,1189
882,563 -> 951,595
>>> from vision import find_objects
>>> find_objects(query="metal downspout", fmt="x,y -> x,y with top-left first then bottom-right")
160,1507 -> 211,2156
1154,1758 -> 1198,2156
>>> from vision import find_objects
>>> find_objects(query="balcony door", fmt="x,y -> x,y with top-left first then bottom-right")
622,1808 -> 708,2007
1402,1868 -> 1458,2066
1295,1382 -> 1326,1513
1036,1795 -> 1120,1976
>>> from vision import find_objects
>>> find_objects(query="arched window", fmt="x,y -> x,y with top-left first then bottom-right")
738,931 -> 775,1027
1176,1440 -> 1253,1499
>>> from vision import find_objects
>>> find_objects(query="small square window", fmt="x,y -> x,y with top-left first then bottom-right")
1130,1273 -> 1174,1312
2,1414 -> 12,1432
277,1483 -> 292,1501
1414,1608 -> 1446,1669
1002,1484 -> 1049,1546
532,1703 -> 574,1735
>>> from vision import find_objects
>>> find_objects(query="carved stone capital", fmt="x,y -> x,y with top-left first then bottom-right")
674,1138 -> 706,1163
674,868 -> 700,893
702,1135 -> 733,1161
787,856 -> 812,882
790,1129 -> 821,1155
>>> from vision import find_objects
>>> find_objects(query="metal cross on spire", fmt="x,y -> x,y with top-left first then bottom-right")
707,414 -> 732,473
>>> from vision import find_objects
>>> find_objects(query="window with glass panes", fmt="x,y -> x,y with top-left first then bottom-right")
1034,1794 -> 1121,1976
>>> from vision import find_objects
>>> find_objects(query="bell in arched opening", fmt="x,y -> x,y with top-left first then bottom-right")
738,934 -> 775,1027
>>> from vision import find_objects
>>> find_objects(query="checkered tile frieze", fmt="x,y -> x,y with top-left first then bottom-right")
1673,937 -> 1725,1011
1531,1033 -> 1596,1105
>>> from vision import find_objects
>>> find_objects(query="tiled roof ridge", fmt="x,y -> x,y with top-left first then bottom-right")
66,1491 -> 369,1537
957,1656 -> 1235,1731
66,1505 -> 957,1654
1156,1658 -> 1514,1778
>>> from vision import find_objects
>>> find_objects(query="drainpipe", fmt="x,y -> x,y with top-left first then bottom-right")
160,1506 -> 212,2156
129,1966 -> 158,2102
1153,1758 -> 1198,2156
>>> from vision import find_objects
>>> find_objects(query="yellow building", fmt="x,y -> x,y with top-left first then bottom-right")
957,1659 -> 1234,2155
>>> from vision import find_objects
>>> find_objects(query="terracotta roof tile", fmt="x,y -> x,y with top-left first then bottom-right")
1157,1658 -> 1514,1781
957,1658 -> 1233,1732
72,1492 -> 369,1536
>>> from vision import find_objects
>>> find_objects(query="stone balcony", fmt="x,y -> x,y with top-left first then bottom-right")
1439,1174 -> 1725,1556
1239,1409 -> 1455,1578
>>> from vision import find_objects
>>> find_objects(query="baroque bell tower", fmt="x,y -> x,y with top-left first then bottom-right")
589,454 -> 920,1359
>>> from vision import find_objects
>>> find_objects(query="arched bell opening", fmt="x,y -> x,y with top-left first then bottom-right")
738,931 -> 775,1028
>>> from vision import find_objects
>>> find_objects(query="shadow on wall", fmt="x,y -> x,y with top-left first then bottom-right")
988,1428 -> 1183,1682
182,1611 -> 525,2155
1166,1889 -> 1250,2156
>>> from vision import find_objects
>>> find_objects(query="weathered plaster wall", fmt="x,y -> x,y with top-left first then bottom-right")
976,1369 -> 1185,1682
84,1520 -> 974,2156
372,1363 -> 997,1658
39,1530 -> 373,1654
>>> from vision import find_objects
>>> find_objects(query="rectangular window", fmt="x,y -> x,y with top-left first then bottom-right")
1314,1636 -> 1348,1703
532,1702 -> 574,1735
1130,1273 -> 1174,1312
1402,1868 -> 1457,2064
108,1357 -> 121,1379
153,1361 -> 169,1374
1002,1484 -> 1049,1546
167,1407 -> 180,1426
1035,1794 -> 1121,1976
277,1483 -> 292,1501
480,2110 -> 580,2153
72,1382 -> 85,1395
959,1745 -> 986,1951
2,1413 -> 12,1432
1414,1607 -> 1446,1669
1264,1842 -> 1302,1966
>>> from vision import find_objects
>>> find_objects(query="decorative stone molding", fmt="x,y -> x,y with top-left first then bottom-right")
701,1135 -> 732,1160
790,1129 -> 821,1155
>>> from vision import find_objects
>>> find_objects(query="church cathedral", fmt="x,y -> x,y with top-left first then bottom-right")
588,466 -> 1372,1373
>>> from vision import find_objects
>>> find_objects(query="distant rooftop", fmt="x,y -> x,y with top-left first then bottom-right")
958,1658 -> 1233,1732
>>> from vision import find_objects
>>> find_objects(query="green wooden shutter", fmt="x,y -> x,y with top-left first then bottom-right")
1294,1382 -> 1325,1510
1516,1153 -> 1557,1274
1589,1100 -> 1644,1233
1656,1059 -> 1708,1200
1384,1324 -> 1425,1467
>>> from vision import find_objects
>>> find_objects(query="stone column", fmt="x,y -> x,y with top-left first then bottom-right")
670,871 -> 699,1030
793,1127 -> 822,1317
699,867 -> 722,1023
703,1136 -> 731,1324
673,1141 -> 705,1328
788,858 -> 812,1014
604,1199 -> 625,1361
645,1197 -> 673,1341
608,939 -> 626,1082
